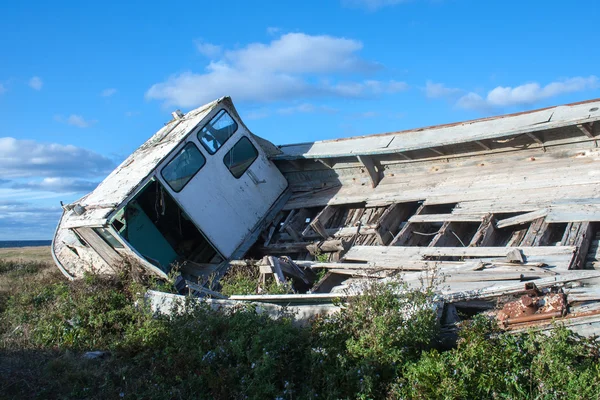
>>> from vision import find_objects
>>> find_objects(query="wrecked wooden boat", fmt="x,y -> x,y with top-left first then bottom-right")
53,96 -> 600,335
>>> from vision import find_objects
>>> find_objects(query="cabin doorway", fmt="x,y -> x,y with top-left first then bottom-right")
111,179 -> 223,273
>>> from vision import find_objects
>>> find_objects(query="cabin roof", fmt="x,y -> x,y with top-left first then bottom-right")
64,97 -> 226,227
274,98 -> 600,160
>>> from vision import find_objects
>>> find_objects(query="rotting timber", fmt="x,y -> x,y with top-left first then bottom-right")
53,97 -> 600,336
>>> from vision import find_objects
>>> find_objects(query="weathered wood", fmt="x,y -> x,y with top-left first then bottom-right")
344,245 -> 576,261
564,222 -> 594,270
317,158 -> 334,168
577,123 -> 595,138
526,132 -> 544,145
409,214 -> 483,223
304,205 -> 337,239
520,218 -> 547,247
475,140 -> 491,151
390,204 -> 425,246
311,272 -> 348,293
279,224 -> 377,241
260,239 -> 345,254
376,203 -> 417,245
267,256 -> 286,284
496,209 -> 548,229
469,214 -> 496,246
74,227 -> 122,266
357,155 -> 380,188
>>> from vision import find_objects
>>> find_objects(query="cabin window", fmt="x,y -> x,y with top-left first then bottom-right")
198,109 -> 238,154
162,142 -> 206,192
223,136 -> 259,178
94,227 -> 124,249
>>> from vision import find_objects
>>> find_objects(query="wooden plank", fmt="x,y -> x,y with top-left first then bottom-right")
496,209 -> 548,229
475,140 -> 491,150
267,256 -> 286,284
526,132 -> 544,145
261,240 -> 345,254
357,155 -> 380,188
375,203 -> 416,245
303,205 -> 337,239
577,123 -> 594,138
565,222 -> 594,270
409,214 -> 483,223
74,227 -> 122,266
520,218 -> 547,247
317,158 -> 334,168
280,224 -> 377,241
469,214 -> 496,246
429,221 -> 451,247
344,245 -> 576,261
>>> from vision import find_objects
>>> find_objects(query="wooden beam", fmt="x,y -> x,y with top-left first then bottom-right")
469,214 -> 497,247
526,132 -> 544,145
399,152 -> 412,160
520,218 -> 547,247
389,204 -> 425,246
577,123 -> 595,138
475,140 -> 491,151
375,203 -> 413,245
357,155 -> 380,188
303,205 -> 337,239
344,245 -> 575,260
260,240 -> 345,255
496,209 -> 549,229
280,224 -> 377,241
409,214 -> 483,223
430,148 -> 445,156
317,158 -> 334,168
562,222 -> 594,270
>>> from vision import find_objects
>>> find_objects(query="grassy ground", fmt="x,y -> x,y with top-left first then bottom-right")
0,246 -> 53,263
1,250 -> 600,399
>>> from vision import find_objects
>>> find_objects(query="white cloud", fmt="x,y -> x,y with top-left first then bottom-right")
54,114 -> 97,128
277,103 -> 339,115
195,40 -> 222,58
29,76 -> 43,90
342,0 -> 411,11
0,137 -> 115,179
0,83 -> 6,94
146,32 -> 403,108
101,88 -> 117,97
266,27 -> 280,36
12,177 -> 99,193
125,111 -> 140,117
0,200 -> 63,240
457,76 -> 599,110
425,80 -> 461,99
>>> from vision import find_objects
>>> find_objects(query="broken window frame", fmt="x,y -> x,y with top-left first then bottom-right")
94,227 -> 124,249
161,142 -> 206,193
197,109 -> 238,155
223,136 -> 259,179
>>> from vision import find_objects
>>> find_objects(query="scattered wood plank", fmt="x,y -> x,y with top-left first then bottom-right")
303,205 -> 337,239
496,209 -> 548,229
409,214 -> 483,223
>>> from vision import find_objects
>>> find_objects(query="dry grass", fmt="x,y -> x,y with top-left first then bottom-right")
0,246 -> 53,263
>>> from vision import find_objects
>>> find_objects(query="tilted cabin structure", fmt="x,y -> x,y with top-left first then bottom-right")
53,97 -> 600,334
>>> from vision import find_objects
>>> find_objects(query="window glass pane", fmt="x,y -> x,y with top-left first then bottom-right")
94,227 -> 124,248
162,142 -> 206,192
198,110 -> 238,154
223,136 -> 259,178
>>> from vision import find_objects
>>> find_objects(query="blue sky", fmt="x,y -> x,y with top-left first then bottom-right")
1,0 -> 599,240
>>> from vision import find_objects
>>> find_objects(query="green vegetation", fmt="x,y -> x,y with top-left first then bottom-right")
1,258 -> 600,399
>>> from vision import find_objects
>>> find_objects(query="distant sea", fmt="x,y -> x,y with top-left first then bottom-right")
0,240 -> 52,248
